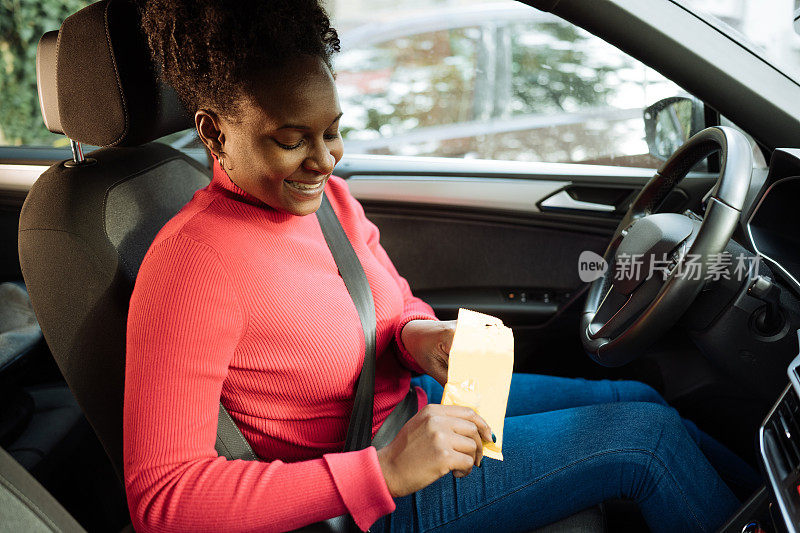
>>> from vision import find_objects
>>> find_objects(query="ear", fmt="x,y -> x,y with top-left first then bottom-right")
195,109 -> 225,157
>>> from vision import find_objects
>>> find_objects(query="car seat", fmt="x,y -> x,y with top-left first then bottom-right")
17,1 -> 605,531
0,444 -> 85,533
0,280 -> 87,484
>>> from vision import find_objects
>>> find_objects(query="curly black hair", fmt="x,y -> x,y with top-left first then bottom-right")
139,0 -> 340,116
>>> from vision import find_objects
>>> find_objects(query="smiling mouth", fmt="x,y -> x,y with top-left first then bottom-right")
284,178 -> 326,193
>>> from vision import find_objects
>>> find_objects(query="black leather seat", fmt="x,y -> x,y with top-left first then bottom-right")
17,1 -> 605,531
21,0 -> 200,478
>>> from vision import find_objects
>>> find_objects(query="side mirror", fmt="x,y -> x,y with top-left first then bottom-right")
643,96 -> 705,161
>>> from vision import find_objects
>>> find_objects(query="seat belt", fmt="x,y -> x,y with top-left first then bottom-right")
316,193 -> 377,452
214,193 -> 419,531
214,190 -> 412,456
215,403 -> 257,461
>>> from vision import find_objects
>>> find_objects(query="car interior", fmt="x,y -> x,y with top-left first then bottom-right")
3,0 -> 800,532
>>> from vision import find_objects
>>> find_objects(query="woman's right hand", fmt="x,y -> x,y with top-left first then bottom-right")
376,404 -> 493,498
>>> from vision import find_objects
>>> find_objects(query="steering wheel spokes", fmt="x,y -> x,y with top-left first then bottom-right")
587,284 -> 627,338
588,276 -> 668,341
580,127 -> 753,366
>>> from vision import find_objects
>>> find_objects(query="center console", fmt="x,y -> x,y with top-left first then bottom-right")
726,331 -> 800,532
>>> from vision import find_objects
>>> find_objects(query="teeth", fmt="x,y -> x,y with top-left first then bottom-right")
286,180 -> 323,191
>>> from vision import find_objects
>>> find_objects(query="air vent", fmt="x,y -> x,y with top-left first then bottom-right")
766,388 -> 800,479
761,385 -> 800,533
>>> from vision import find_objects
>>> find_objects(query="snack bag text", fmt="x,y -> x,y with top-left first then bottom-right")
441,308 -> 514,460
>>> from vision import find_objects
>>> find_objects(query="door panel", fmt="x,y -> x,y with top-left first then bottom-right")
336,154 -> 718,375
362,200 -> 610,375
364,206 -> 606,317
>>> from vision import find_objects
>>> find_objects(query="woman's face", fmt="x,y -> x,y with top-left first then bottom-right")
197,55 -> 344,216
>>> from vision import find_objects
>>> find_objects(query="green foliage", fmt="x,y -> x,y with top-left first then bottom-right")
0,0 -> 92,146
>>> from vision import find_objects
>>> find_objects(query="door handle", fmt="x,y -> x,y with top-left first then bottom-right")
539,190 -> 616,213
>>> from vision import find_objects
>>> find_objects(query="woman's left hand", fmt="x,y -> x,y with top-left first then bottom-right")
400,319 -> 456,386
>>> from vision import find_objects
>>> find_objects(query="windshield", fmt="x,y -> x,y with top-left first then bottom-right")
681,0 -> 800,83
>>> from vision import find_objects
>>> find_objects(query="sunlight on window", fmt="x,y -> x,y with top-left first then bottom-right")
327,0 -> 690,168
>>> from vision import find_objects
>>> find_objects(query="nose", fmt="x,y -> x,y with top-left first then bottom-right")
303,139 -> 336,175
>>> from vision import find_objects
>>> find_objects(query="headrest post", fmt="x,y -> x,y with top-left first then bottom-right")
70,139 -> 85,164
64,139 -> 96,168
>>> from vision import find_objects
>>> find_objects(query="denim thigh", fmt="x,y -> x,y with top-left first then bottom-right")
412,373 -> 664,415
372,400 -> 739,533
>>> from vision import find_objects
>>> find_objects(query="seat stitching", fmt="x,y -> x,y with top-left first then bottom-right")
52,20 -> 64,136
102,0 -> 128,146
0,471 -> 60,532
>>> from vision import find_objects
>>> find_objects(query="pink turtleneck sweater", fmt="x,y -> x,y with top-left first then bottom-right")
123,160 -> 437,532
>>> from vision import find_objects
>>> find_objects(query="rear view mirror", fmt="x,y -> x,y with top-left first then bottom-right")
643,96 -> 704,161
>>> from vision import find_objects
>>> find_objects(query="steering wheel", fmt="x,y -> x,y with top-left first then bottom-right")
580,126 -> 753,366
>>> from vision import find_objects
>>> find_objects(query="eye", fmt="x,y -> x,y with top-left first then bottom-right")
324,132 -> 340,141
274,139 -> 304,150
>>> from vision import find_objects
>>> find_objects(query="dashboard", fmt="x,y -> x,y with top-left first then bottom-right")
760,356 -> 800,533
735,149 -> 800,533
747,150 -> 800,298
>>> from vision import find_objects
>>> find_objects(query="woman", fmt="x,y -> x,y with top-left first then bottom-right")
124,1 -> 759,532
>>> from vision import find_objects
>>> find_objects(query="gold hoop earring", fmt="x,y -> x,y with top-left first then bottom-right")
218,154 -> 225,169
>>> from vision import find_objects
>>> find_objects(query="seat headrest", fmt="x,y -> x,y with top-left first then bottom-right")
36,0 -> 194,147
36,31 -> 62,135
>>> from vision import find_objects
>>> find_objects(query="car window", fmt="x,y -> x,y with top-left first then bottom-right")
0,0 -> 752,173
156,129 -> 209,166
332,1 -> 697,168
336,26 -> 482,157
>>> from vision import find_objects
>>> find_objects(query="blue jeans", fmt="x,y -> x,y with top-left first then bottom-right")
372,374 -> 760,533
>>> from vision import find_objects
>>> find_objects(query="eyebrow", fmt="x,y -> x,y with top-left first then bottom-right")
277,112 -> 343,131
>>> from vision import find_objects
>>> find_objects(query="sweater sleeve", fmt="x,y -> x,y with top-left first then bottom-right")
124,233 -> 394,533
331,178 -> 439,373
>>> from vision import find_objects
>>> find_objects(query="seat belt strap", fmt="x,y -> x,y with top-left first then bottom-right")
214,191 -> 377,459
371,387 -> 417,450
215,403 -> 256,461
316,193 -> 377,453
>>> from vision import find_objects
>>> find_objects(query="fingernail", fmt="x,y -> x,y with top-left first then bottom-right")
491,432 -> 497,443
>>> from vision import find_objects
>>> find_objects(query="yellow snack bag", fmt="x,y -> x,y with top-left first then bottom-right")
441,308 -> 514,460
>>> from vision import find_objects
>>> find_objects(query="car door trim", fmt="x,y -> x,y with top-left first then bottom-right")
0,165 -> 50,192
345,175 -> 569,214
539,189 -> 616,213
